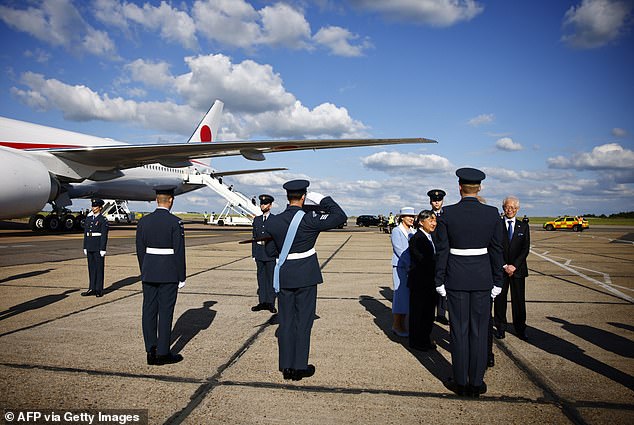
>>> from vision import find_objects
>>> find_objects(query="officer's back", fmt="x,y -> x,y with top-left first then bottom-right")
136,208 -> 185,283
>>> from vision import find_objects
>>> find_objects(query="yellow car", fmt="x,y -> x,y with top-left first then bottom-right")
543,216 -> 589,232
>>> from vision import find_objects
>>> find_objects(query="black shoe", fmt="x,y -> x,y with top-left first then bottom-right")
251,303 -> 265,312
495,330 -> 506,339
154,353 -> 183,365
146,346 -> 157,365
445,379 -> 467,396
282,368 -> 295,380
468,382 -> 487,397
487,354 -> 495,368
267,303 -> 277,314
81,290 -> 95,296
292,364 -> 315,381
95,292 -> 103,298
517,332 -> 528,341
411,341 -> 437,351
436,316 -> 449,325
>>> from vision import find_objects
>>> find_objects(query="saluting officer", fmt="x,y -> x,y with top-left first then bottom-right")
251,194 -> 277,314
264,180 -> 347,381
427,189 -> 448,325
82,198 -> 109,298
136,185 -> 186,366
434,168 -> 503,397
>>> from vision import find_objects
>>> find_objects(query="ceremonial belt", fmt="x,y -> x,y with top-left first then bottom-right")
287,248 -> 316,260
86,232 -> 102,236
450,248 -> 488,256
146,248 -> 174,255
273,210 -> 305,293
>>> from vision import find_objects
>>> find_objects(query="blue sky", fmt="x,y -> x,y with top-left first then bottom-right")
1,0 -> 633,217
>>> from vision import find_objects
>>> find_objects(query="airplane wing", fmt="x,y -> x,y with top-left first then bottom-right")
38,137 -> 435,169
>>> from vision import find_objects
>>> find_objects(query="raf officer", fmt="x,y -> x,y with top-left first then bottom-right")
251,194 -> 277,313
434,168 -> 503,397
264,180 -> 347,381
427,189 -> 448,325
136,186 -> 186,366
82,198 -> 109,297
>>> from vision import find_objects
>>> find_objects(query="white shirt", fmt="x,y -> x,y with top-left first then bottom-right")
421,229 -> 435,254
505,217 -> 516,230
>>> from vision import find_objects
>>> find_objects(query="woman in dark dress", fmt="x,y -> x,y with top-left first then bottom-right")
408,210 -> 438,351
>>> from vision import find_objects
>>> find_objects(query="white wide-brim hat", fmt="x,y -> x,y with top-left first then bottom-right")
398,207 -> 416,216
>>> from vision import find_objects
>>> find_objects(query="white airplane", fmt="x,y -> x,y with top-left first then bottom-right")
0,99 -> 436,228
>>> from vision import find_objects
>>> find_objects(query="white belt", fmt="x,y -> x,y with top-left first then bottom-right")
286,248 -> 316,260
257,241 -> 265,245
450,248 -> 488,256
86,232 -> 102,236
146,248 -> 174,255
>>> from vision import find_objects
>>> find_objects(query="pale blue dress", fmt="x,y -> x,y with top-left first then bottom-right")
391,224 -> 414,314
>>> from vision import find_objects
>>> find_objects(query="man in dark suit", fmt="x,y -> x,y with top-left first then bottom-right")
82,198 -> 109,298
251,194 -> 277,313
494,196 -> 530,340
136,186 -> 186,366
264,180 -> 347,381
428,189 -> 448,325
408,209 -> 438,351
434,168 -> 504,397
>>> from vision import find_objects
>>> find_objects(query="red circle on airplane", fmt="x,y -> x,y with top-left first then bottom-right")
200,125 -> 212,142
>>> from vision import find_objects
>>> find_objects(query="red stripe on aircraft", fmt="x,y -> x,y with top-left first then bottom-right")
200,125 -> 212,142
0,141 -> 78,150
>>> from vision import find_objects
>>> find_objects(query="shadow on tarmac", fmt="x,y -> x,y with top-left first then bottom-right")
0,289 -> 79,321
548,316 -> 634,358
0,269 -> 53,284
104,275 -> 140,295
528,321 -> 634,391
170,300 -> 217,354
360,286 -> 452,383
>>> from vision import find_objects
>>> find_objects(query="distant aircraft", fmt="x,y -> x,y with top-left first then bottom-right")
0,100 -> 436,228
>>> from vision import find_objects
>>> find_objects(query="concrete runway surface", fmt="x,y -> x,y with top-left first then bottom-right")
0,221 -> 632,424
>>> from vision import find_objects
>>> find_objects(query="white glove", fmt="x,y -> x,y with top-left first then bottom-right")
178,281 -> 186,289
436,284 -> 446,297
491,285 -> 502,299
83,249 -> 87,255
100,251 -> 106,257
305,191 -> 325,205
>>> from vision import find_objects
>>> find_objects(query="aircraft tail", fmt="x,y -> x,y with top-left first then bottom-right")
187,100 -> 224,143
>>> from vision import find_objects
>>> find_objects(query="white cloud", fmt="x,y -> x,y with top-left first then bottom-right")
24,49 -> 51,64
612,127 -> 628,137
361,151 -> 453,173
547,143 -> 634,170
0,0 -> 116,57
192,0 -> 261,49
125,59 -> 174,88
349,0 -> 484,27
259,3 -> 312,49
495,137 -> 523,151
561,0 -> 633,49
468,113 -> 494,126
313,26 -> 373,57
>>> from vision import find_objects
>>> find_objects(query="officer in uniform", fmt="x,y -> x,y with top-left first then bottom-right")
427,189 -> 448,325
434,168 -> 503,397
136,185 -> 186,366
251,194 -> 277,313
264,180 -> 347,381
82,198 -> 109,297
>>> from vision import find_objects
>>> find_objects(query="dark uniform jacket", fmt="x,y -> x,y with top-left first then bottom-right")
502,217 -> 530,278
252,213 -> 275,261
136,208 -> 186,283
434,197 -> 504,291
83,213 -> 109,252
264,197 -> 347,289
408,230 -> 436,290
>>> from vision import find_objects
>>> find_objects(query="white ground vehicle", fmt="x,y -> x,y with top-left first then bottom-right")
205,202 -> 253,226
102,200 -> 134,224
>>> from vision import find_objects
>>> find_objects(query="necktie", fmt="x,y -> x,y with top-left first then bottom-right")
507,220 -> 514,241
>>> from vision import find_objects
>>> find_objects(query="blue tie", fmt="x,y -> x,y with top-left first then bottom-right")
507,220 -> 514,241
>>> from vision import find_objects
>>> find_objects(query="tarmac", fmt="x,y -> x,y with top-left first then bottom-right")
0,221 -> 633,424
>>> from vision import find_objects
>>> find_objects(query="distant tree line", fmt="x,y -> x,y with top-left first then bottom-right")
581,211 -> 634,219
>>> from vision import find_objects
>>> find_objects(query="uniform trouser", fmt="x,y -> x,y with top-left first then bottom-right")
256,260 -> 276,305
447,289 -> 490,386
436,294 -> 447,318
409,286 -> 437,347
278,285 -> 317,370
86,251 -> 105,293
493,275 -> 526,335
142,282 -> 178,356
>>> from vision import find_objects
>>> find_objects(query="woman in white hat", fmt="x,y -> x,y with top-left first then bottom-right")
390,207 -> 416,336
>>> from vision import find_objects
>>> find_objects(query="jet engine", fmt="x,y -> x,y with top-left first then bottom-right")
0,147 -> 60,219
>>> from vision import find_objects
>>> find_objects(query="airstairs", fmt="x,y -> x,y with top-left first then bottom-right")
185,172 -> 261,224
